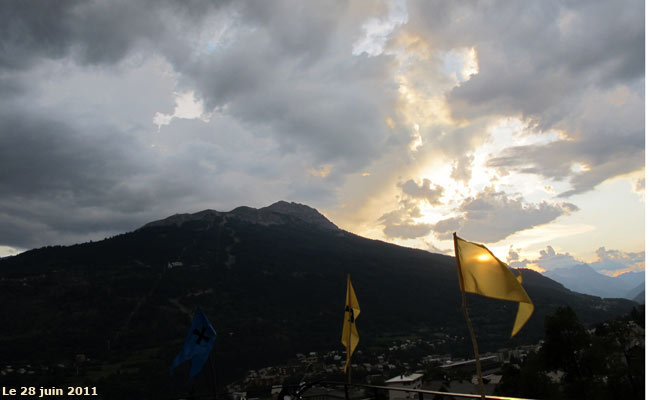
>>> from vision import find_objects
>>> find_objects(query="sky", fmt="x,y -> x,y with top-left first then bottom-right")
0,0 -> 645,277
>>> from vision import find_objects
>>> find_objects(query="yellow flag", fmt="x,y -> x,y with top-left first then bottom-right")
341,274 -> 360,372
454,234 -> 534,337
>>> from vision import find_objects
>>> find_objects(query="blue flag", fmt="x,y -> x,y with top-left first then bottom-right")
170,307 -> 217,379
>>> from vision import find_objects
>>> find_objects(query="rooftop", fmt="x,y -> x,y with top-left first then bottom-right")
385,373 -> 424,384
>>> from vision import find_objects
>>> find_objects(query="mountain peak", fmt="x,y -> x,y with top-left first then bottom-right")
258,201 -> 338,230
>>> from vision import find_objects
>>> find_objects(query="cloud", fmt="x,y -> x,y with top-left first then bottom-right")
1,1 -> 152,69
590,247 -> 645,274
534,246 -> 582,271
507,245 -> 645,276
352,0 -> 408,56
0,0 -> 233,70
0,1 -> 407,251
436,1 -> 644,119
432,217 -> 462,236
167,2 -> 402,178
2,1 -> 401,177
506,245 -> 520,263
487,110 -> 644,197
0,87 -> 345,250
506,246 -> 581,272
382,186 -> 579,243
398,178 -> 445,206
379,177 -> 446,239
450,153 -> 474,183
432,188 -> 579,243
406,0 -> 644,197
0,108 -> 153,248
378,200 -> 433,239
383,222 -> 433,240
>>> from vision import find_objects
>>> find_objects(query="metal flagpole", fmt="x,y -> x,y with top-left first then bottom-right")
453,233 -> 485,400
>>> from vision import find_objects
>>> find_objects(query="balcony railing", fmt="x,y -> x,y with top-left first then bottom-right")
174,380 -> 537,400
320,381 -> 536,400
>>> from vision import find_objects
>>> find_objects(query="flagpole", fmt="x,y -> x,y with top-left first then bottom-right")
208,350 -> 218,400
453,233 -> 485,400
347,274 -> 352,385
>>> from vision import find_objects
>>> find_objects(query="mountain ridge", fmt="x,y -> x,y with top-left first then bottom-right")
141,200 -> 339,231
544,263 -> 644,300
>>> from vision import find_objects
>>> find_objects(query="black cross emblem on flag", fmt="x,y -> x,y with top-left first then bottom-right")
345,305 -> 355,323
193,326 -> 210,344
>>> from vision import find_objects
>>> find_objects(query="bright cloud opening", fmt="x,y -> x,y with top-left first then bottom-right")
153,91 -> 211,131
352,0 -> 408,56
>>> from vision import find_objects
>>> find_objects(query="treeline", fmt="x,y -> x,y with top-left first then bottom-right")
496,305 -> 644,400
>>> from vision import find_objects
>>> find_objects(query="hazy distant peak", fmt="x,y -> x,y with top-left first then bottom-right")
546,263 -> 596,277
544,263 -> 640,299
615,271 -> 645,286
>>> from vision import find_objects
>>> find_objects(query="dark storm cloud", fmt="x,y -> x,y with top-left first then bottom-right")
0,106 -> 260,249
0,0 -> 402,251
409,0 -> 643,119
0,98 -> 252,250
0,106 -> 152,248
9,0 -> 396,175
0,0 -> 232,69
2,0 -> 147,68
165,5 -> 398,173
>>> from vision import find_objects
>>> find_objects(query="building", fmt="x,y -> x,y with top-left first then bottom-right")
384,373 -> 423,400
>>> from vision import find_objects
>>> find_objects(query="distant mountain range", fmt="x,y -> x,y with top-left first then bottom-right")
0,201 -> 639,398
544,264 -> 644,302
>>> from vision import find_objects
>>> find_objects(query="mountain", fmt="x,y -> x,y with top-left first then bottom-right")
142,201 -> 338,232
617,271 -> 645,289
627,282 -> 645,303
0,201 -> 638,398
544,264 -> 645,300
